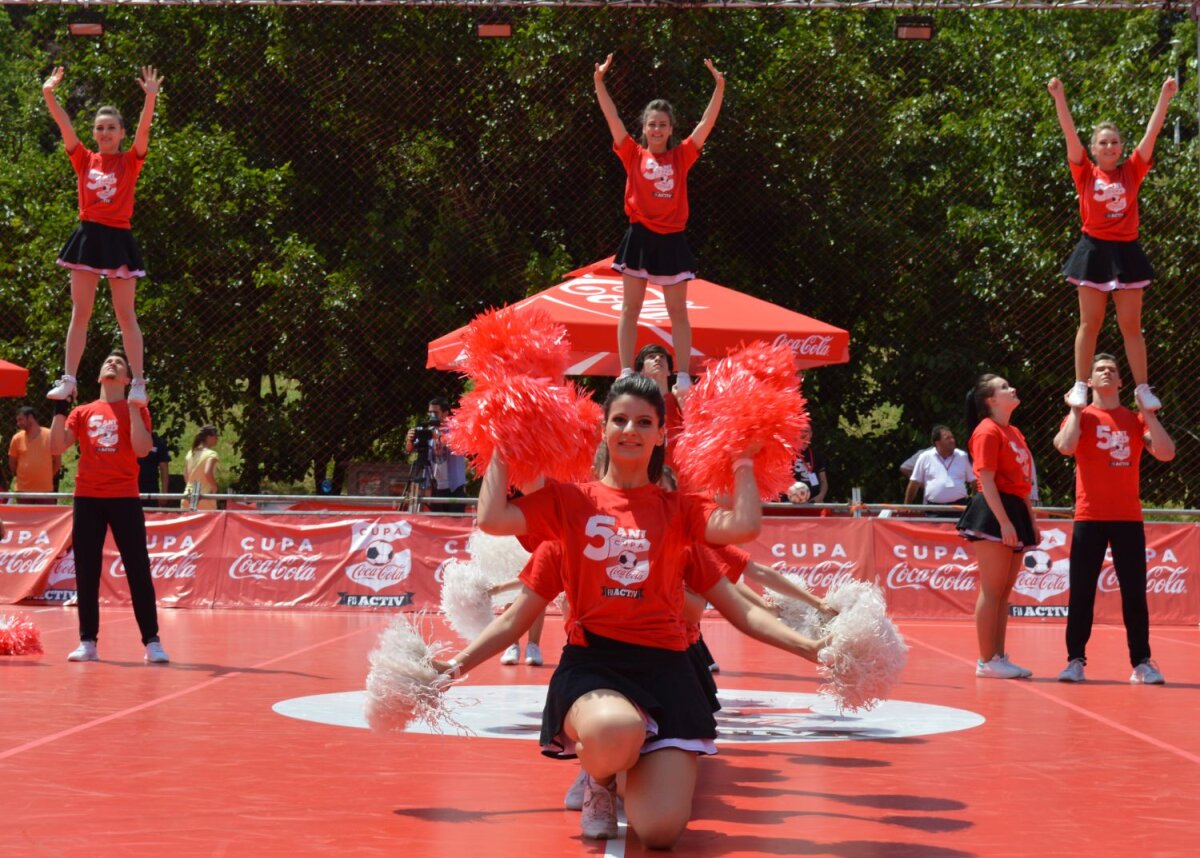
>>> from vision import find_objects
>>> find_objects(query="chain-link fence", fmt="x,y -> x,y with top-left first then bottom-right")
0,2 -> 1196,505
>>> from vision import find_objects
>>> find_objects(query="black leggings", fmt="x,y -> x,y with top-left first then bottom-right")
72,496 -> 160,645
1065,520 -> 1150,667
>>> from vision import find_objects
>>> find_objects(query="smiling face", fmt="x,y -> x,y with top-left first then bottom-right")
642,110 -> 673,153
92,109 -> 126,154
604,394 -> 665,471
1089,125 -> 1124,170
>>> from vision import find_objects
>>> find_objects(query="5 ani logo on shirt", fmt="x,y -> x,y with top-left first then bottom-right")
583,515 -> 651,587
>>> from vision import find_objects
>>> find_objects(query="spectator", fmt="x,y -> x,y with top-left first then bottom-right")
182,426 -> 220,510
406,397 -> 467,512
790,427 -> 828,504
137,431 -> 171,508
905,425 -> 974,508
899,446 -> 928,479
9,406 -> 60,504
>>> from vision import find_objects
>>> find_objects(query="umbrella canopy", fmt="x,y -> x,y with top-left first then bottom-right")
0,359 -> 29,398
427,258 -> 850,376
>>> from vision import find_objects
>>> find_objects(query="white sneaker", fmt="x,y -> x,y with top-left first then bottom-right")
1130,659 -> 1165,684
999,653 -> 1032,678
1134,384 -> 1161,412
128,378 -> 148,405
976,655 -> 1022,679
1058,659 -> 1086,682
499,643 -> 520,665
563,768 -> 589,811
48,374 -> 78,401
144,640 -> 170,664
580,776 -> 619,840
67,641 -> 98,662
1065,380 -> 1089,409
524,642 -> 543,666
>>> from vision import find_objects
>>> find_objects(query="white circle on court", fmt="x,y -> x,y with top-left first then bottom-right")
273,686 -> 984,744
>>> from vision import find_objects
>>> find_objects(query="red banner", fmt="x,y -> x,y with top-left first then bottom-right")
3,507 -> 1198,623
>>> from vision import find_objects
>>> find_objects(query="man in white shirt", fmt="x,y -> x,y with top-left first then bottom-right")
905,425 -> 974,506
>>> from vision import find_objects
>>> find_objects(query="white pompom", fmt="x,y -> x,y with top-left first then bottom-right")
440,558 -> 498,641
786,481 -> 811,504
364,613 -> 461,733
817,580 -> 908,713
466,531 -> 532,583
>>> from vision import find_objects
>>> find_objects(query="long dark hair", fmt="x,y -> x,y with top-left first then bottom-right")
965,374 -> 999,436
191,425 -> 218,452
602,374 -> 666,486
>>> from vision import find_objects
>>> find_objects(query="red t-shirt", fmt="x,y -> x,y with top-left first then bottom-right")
684,543 -> 750,645
1069,151 -> 1150,242
67,400 -> 152,498
69,144 -> 146,229
515,480 -> 717,650
615,135 -> 699,235
1064,405 -> 1146,522
969,418 -> 1033,498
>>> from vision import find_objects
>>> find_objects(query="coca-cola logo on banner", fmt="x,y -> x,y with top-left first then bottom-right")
773,332 -> 833,357
770,541 -> 857,587
1012,529 -> 1070,603
886,540 -> 976,594
557,277 -> 705,322
111,533 -> 201,580
48,549 -> 76,587
0,527 -> 57,577
228,534 -> 318,583
1098,547 -> 1189,596
344,521 -> 412,593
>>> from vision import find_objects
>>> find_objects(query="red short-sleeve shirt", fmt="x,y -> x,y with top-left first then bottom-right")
969,418 -> 1033,498
684,543 -> 751,644
67,400 -> 152,498
515,480 -> 717,649
615,136 -> 700,235
1069,150 -> 1150,242
1064,405 -> 1146,522
69,145 -> 146,229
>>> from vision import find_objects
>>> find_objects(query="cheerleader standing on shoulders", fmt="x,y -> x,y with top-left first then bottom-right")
957,374 -> 1039,680
42,65 -> 162,405
437,374 -> 823,848
1047,76 -> 1176,412
594,54 -> 724,390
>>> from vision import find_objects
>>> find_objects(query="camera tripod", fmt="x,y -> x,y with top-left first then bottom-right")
403,454 -> 438,514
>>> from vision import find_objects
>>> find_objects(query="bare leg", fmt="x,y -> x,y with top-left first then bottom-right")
992,551 -> 1022,657
1112,289 -> 1148,386
662,280 -> 692,377
624,748 -> 698,850
109,278 -> 144,380
1074,286 -> 1108,382
563,689 -> 644,783
65,270 -> 101,376
975,541 -> 1018,661
618,274 -> 648,370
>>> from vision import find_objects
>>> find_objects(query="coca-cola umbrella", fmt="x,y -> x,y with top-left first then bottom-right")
427,258 -> 850,376
0,359 -> 29,398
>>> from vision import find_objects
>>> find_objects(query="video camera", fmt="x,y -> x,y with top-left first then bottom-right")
410,412 -> 443,461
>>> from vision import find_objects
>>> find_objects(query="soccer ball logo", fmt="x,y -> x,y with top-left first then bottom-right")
1022,549 -> 1052,576
365,540 -> 395,566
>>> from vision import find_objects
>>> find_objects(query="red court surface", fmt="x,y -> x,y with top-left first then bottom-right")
2,608 -> 1198,857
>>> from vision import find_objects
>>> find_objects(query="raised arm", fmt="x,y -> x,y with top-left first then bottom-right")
1047,77 -> 1085,165
476,453 -> 528,536
131,66 -> 162,159
689,58 -> 725,150
129,406 -> 153,458
50,408 -> 76,457
1135,77 -> 1178,164
1053,399 -> 1084,456
703,458 -> 762,544
42,66 -> 80,153
593,53 -> 628,147
1141,408 -> 1175,463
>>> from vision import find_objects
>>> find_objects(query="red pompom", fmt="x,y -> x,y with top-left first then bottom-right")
0,614 -> 44,656
675,342 -> 808,500
446,376 -> 602,489
458,306 -> 571,383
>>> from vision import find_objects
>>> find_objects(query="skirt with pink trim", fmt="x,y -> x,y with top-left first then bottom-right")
612,222 -> 696,286
956,492 -> 1037,553
56,221 -> 146,280
1063,234 -> 1152,291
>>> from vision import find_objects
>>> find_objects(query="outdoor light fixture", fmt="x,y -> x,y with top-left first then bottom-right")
895,16 -> 935,41
477,9 -> 512,39
67,14 -> 104,37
